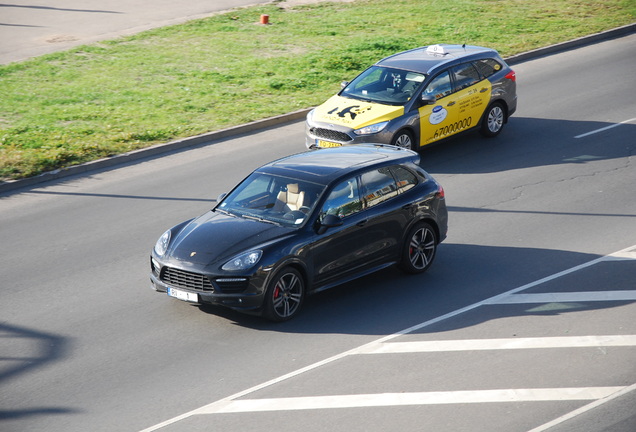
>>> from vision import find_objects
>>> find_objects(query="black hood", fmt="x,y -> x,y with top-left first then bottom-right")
167,211 -> 292,265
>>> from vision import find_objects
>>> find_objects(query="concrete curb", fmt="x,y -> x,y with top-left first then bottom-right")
2,23 -> 635,194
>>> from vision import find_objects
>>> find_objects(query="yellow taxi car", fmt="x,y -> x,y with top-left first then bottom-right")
305,44 -> 517,150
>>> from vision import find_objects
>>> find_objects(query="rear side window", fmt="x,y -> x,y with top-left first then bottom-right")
390,165 -> 418,193
451,63 -> 482,91
474,58 -> 504,78
361,167 -> 399,208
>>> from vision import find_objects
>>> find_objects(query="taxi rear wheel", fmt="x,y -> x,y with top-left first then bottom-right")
480,102 -> 505,137
391,130 -> 414,150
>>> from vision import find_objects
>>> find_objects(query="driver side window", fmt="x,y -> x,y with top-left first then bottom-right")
424,71 -> 452,100
320,177 -> 362,220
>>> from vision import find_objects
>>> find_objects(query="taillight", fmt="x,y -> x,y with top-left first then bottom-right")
505,70 -> 516,82
436,185 -> 445,199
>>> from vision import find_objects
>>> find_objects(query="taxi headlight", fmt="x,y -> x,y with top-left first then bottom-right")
354,121 -> 389,135
306,109 -> 316,124
222,250 -> 263,271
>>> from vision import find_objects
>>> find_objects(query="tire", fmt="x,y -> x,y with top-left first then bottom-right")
399,222 -> 438,274
480,102 -> 505,137
391,130 -> 414,150
263,267 -> 305,321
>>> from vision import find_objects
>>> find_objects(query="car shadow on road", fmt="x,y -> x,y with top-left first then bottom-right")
416,117 -> 635,175
196,243 -> 636,336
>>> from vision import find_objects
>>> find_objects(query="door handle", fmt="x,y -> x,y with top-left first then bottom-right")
402,203 -> 413,210
356,219 -> 368,227
447,101 -> 456,106
480,88 -> 488,93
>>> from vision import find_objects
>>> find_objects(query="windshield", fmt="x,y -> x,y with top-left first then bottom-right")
341,66 -> 426,105
216,172 -> 325,228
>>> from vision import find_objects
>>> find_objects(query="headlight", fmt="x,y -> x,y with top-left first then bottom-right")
222,250 -> 262,271
354,121 -> 389,135
306,109 -> 315,124
154,230 -> 171,257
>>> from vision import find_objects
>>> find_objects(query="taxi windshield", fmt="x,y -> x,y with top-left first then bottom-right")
216,173 -> 324,228
341,66 -> 426,105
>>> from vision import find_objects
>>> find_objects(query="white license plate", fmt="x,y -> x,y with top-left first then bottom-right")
167,287 -> 198,302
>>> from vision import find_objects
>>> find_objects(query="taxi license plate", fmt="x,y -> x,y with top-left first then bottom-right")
167,287 -> 198,302
317,140 -> 342,148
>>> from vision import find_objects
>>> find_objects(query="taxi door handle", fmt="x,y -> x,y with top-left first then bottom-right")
447,101 -> 456,106
480,88 -> 489,93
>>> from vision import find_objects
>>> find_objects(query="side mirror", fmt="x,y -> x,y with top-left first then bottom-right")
340,81 -> 349,89
420,94 -> 436,106
216,192 -> 227,203
316,214 -> 343,234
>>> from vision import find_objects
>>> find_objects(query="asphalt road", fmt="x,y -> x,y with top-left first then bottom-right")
1,34 -> 635,432
0,0 -> 271,64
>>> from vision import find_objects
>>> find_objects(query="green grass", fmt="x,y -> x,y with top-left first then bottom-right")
0,0 -> 634,180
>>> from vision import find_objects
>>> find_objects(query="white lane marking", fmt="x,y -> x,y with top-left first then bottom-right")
574,117 -> 636,138
201,387 -> 624,414
360,335 -> 636,354
139,243 -> 636,432
490,290 -> 636,304
527,382 -> 636,432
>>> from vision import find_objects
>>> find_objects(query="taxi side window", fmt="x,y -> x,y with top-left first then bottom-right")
320,177 -> 362,219
360,167 -> 398,208
390,165 -> 418,193
451,63 -> 481,91
424,71 -> 452,100
474,58 -> 502,78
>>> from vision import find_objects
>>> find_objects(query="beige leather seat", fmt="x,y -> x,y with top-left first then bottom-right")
274,183 -> 305,212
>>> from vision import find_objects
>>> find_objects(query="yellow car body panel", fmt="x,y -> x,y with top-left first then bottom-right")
419,79 -> 492,146
312,95 -> 405,130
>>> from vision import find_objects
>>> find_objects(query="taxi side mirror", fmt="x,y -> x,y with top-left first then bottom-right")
420,94 -> 436,106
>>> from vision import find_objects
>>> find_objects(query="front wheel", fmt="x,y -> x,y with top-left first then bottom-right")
391,130 -> 414,150
480,102 -> 505,137
263,267 -> 305,322
399,222 -> 438,274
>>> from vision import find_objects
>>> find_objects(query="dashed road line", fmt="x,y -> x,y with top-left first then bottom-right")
359,335 -> 636,354
490,290 -> 636,304
199,387 -> 624,414
574,117 -> 636,138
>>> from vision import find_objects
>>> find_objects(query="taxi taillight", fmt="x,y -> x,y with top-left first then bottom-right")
505,70 -> 516,82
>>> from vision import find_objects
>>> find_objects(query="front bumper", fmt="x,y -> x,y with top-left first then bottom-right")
149,259 -> 267,311
305,121 -> 394,149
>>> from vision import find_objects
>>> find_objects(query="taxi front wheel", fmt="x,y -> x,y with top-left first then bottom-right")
391,130 -> 414,150
480,102 -> 505,137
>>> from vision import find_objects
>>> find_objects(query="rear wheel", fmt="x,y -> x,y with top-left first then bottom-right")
480,102 -> 505,137
263,267 -> 304,322
399,222 -> 438,274
391,130 -> 414,150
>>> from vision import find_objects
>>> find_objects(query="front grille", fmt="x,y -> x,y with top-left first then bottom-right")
309,127 -> 352,143
161,267 -> 214,291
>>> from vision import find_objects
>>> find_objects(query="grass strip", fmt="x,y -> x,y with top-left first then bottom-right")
0,0 -> 634,180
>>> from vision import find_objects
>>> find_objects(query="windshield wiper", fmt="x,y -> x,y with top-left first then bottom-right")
240,213 -> 282,226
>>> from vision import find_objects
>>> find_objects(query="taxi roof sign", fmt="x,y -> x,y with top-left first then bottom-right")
426,44 -> 449,55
